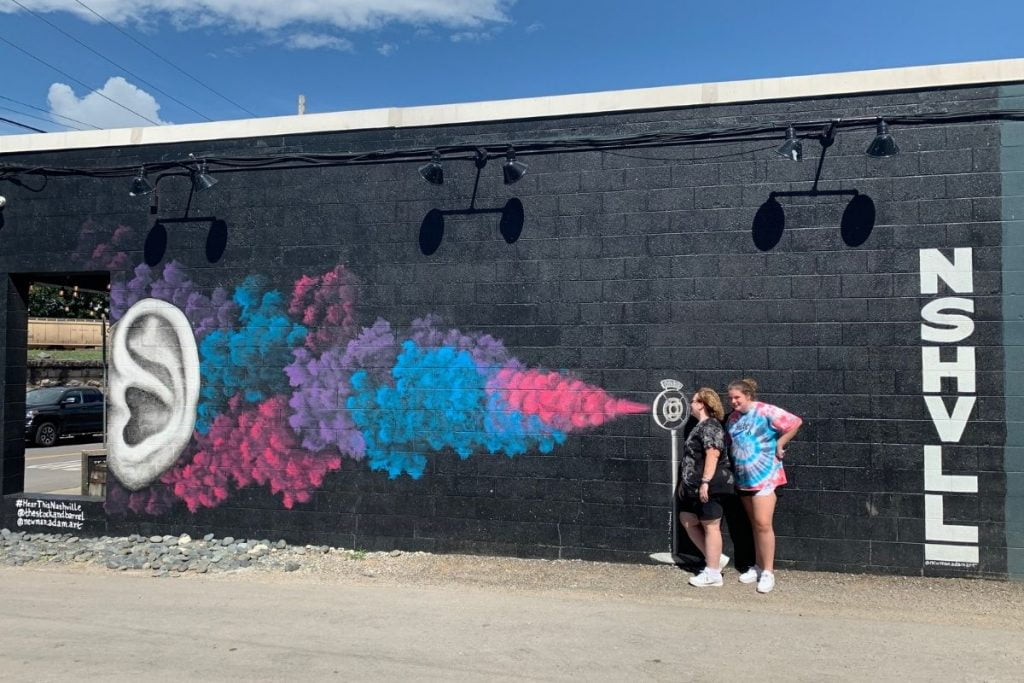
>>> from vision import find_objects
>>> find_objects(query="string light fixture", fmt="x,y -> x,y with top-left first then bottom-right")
191,160 -> 218,192
776,126 -> 803,161
866,119 -> 900,157
418,151 -> 444,185
502,146 -> 528,184
128,167 -> 153,196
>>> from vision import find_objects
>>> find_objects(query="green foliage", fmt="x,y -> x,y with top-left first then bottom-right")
29,283 -> 108,319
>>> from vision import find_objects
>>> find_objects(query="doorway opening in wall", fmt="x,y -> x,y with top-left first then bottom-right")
19,272 -> 110,499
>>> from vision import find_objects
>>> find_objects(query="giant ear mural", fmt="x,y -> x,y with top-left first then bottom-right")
100,255 -> 647,514
107,298 -> 200,490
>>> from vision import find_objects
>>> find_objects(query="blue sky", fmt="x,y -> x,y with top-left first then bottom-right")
0,0 -> 1022,134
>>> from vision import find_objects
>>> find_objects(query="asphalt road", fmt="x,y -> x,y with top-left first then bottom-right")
2,566 -> 1023,681
23,436 -> 104,495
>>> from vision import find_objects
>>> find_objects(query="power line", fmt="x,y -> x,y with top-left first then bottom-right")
0,115 -> 45,133
0,31 -> 162,126
0,93 -> 101,130
0,104 -> 85,131
6,0 -> 212,121
71,0 -> 258,118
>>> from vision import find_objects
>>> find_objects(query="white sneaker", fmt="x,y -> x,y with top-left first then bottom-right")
738,565 -> 761,584
757,570 -> 776,594
719,554 -> 730,571
688,569 -> 723,588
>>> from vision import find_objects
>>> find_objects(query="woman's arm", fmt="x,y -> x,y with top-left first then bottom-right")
776,425 -> 799,458
764,403 -> 802,459
698,447 -> 720,503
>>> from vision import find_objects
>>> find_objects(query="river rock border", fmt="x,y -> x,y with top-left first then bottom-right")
0,528 -> 388,578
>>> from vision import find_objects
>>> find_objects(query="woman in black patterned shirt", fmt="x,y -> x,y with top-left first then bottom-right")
679,387 -> 735,587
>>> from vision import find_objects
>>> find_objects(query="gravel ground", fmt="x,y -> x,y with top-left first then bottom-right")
4,527 -> 1024,632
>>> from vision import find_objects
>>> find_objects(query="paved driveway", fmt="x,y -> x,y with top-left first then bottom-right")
2,563 -> 1022,681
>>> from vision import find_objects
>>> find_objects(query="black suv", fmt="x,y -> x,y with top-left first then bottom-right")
25,386 -> 105,447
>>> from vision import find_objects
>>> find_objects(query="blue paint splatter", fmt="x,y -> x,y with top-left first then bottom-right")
347,340 -> 568,479
196,276 -> 307,433
483,392 -> 566,456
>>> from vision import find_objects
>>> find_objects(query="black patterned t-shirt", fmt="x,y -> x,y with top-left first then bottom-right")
678,418 -> 733,498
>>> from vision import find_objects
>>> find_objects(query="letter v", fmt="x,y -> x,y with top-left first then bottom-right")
924,396 -> 976,443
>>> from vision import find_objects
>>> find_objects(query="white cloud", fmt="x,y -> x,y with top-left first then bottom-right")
48,76 -> 169,129
450,30 -> 494,43
525,21 -> 543,33
284,33 -> 354,51
1,0 -> 514,32
377,42 -> 397,56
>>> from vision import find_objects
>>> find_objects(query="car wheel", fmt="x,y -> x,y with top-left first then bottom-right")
34,422 -> 59,447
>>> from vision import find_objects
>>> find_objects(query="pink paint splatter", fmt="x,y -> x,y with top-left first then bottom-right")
77,221 -> 136,272
290,265 -> 359,353
488,368 -> 648,431
163,395 -> 342,511
104,480 -> 176,517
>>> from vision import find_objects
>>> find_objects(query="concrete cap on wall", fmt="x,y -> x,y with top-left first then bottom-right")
2,58 -> 1024,155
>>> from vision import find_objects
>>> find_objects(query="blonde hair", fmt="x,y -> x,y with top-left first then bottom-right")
727,378 -> 759,401
694,387 -> 725,421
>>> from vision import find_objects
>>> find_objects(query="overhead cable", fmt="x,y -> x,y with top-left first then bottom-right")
0,32 -> 163,126
0,104 -> 85,131
7,0 -> 212,121
0,116 -> 45,133
0,93 -> 100,130
71,0 -> 258,118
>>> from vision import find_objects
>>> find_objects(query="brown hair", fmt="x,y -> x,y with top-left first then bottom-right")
694,387 -> 725,421
727,378 -> 759,400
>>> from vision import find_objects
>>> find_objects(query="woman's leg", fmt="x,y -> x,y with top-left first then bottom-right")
740,496 -> 759,568
742,492 -> 777,572
701,519 -> 722,570
722,494 -> 756,571
679,511 -> 706,558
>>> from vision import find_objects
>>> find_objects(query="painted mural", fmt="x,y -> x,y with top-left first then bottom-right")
84,225 -> 648,516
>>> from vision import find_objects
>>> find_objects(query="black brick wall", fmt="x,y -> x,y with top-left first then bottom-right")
0,83 -> 1008,577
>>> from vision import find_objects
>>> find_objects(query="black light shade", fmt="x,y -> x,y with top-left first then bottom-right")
192,161 -> 218,192
776,126 -> 802,161
502,147 -> 528,184
866,119 -> 899,157
129,168 -> 154,196
419,152 -> 444,185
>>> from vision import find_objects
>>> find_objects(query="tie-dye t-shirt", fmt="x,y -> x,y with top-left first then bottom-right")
726,402 -> 802,491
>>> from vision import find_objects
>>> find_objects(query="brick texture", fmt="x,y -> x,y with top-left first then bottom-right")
0,84 -> 1009,578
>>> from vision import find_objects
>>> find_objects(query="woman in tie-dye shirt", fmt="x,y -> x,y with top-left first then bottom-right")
726,378 -> 802,594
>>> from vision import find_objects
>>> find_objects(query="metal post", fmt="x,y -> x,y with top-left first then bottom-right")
101,313 -> 107,449
670,427 -> 680,562
650,379 -> 690,565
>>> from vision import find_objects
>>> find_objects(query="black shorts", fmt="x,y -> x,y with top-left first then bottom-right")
679,495 -> 725,521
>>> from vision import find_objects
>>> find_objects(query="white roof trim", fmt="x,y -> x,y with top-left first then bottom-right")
3,58 -> 1024,155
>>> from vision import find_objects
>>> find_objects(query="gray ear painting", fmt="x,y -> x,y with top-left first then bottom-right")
107,298 -> 200,490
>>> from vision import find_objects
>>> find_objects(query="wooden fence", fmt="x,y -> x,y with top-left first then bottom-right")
28,318 -> 105,348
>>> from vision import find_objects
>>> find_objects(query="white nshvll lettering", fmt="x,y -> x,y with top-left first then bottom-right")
919,248 -> 978,567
